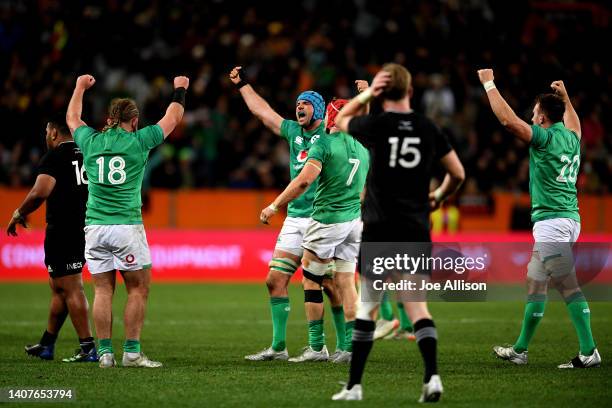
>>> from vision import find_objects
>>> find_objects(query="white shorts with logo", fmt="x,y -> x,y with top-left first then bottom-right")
301,218 -> 363,263
84,225 -> 152,274
274,216 -> 311,256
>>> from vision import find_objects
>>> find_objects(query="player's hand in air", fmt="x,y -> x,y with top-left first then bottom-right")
75,75 -> 96,91
229,66 -> 243,85
370,71 -> 392,97
551,80 -> 569,101
6,212 -> 27,237
174,76 -> 190,90
477,69 -> 494,84
259,204 -> 278,225
355,80 -> 369,93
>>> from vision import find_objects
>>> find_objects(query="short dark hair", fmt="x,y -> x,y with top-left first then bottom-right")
535,93 -> 565,123
48,112 -> 70,136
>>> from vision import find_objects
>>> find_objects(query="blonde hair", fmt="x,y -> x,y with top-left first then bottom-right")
381,63 -> 412,101
103,98 -> 139,131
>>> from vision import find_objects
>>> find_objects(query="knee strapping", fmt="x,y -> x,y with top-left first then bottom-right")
304,289 -> 323,303
527,254 -> 547,281
269,257 -> 299,275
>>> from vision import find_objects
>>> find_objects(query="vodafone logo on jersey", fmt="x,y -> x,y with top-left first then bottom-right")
297,149 -> 309,163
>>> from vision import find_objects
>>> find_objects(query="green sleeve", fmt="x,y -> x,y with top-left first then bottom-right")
307,139 -> 328,165
279,119 -> 295,141
136,125 -> 164,151
73,125 -> 96,148
530,125 -> 550,149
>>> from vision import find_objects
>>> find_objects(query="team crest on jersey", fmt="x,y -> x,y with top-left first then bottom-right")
297,149 -> 309,163
295,136 -> 303,145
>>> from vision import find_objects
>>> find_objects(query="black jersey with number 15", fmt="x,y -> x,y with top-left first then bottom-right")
348,111 -> 452,233
37,141 -> 88,230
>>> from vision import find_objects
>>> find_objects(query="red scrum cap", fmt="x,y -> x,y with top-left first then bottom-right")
325,98 -> 349,131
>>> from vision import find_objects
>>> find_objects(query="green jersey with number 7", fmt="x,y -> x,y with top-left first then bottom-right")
529,123 -> 580,223
73,124 -> 164,225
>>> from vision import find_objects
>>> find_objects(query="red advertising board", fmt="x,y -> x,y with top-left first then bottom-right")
0,230 -> 609,282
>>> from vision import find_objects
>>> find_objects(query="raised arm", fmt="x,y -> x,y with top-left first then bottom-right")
259,160 -> 322,224
6,175 -> 56,236
157,76 -> 189,138
551,80 -> 581,139
477,69 -> 532,143
355,80 -> 370,115
336,71 -> 391,132
230,66 -> 284,136
428,150 -> 465,210
66,75 -> 96,134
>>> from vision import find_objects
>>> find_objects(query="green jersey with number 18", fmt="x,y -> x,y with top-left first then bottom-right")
74,124 -> 164,225
307,131 -> 370,224
529,123 -> 580,223
280,119 -> 324,218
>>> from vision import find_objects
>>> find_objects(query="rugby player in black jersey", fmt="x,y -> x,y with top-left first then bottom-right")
7,113 -> 96,363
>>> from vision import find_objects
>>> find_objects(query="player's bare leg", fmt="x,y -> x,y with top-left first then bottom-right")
120,268 -> 160,367
494,273 -> 547,365
55,274 -> 97,362
289,249 -> 331,362
245,249 -> 297,361
24,277 -> 68,360
92,270 -> 116,367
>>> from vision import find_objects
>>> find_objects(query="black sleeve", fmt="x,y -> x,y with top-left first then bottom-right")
37,150 -> 59,179
348,115 -> 377,146
433,125 -> 453,160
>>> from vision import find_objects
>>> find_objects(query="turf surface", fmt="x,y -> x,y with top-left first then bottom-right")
0,283 -> 610,407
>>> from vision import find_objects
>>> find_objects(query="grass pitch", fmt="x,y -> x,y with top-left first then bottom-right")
0,283 -> 610,407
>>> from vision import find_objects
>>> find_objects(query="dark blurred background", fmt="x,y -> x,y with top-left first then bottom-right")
0,0 -> 610,200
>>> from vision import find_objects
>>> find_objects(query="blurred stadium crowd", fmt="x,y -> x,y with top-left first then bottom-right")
1,1 -> 610,204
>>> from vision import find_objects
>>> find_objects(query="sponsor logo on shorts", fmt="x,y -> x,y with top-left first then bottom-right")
66,262 -> 83,270
47,265 -> 54,273
126,254 -> 136,265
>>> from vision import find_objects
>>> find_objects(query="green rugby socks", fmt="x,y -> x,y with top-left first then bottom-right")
331,306 -> 346,351
565,292 -> 596,355
270,297 -> 290,351
98,338 -> 113,356
513,294 -> 546,353
397,302 -> 413,332
380,293 -> 394,321
344,320 -> 355,352
308,320 -> 325,352
123,339 -> 141,353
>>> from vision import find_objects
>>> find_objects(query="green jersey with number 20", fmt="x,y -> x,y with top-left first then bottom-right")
307,131 -> 370,224
74,124 -> 164,225
280,119 -> 324,218
529,123 -> 580,223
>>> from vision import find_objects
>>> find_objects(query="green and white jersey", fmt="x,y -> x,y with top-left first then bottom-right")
529,123 -> 580,223
74,125 -> 164,225
307,131 -> 370,224
280,119 -> 324,218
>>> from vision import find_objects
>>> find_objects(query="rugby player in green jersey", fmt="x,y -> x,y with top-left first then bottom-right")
230,66 -> 346,362
478,69 -> 600,368
66,73 -> 189,368
260,97 -> 370,364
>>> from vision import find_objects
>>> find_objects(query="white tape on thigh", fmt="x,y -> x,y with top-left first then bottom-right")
303,260 -> 333,276
527,253 -> 548,281
334,259 -> 356,273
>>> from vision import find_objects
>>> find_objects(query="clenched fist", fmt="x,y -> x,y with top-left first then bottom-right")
477,69 -> 494,84
174,76 -> 190,89
355,80 -> 369,93
76,75 -> 96,91
551,80 -> 569,101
